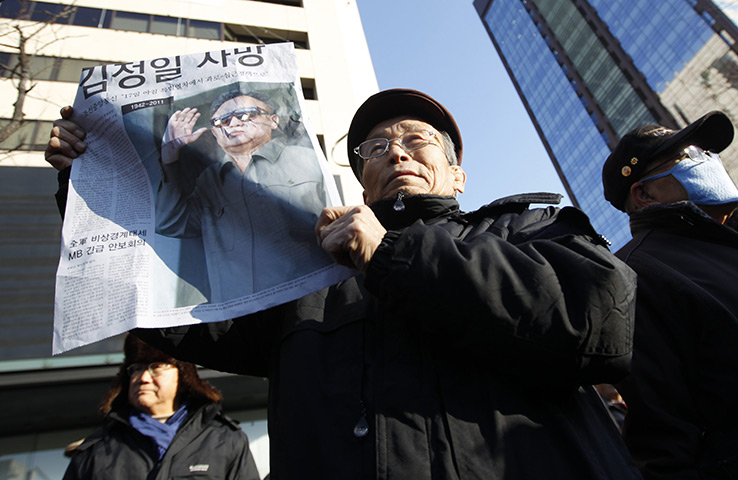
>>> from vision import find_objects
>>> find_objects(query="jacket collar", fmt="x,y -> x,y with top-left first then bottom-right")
369,193 -> 461,231
630,201 -> 738,242
483,192 -> 563,208
367,192 -> 563,231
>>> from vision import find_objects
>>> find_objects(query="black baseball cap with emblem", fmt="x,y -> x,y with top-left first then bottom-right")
346,89 -> 463,185
602,111 -> 734,211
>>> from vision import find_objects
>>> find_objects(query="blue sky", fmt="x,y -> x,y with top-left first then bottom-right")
355,0 -> 570,211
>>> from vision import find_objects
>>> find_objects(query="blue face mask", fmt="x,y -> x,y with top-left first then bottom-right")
641,146 -> 738,205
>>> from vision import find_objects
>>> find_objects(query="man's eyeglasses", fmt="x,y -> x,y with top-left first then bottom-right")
354,130 -> 438,160
641,145 -> 719,182
210,107 -> 272,127
126,362 -> 176,378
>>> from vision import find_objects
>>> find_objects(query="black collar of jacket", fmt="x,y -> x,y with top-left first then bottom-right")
630,201 -> 738,243
484,192 -> 563,208
368,192 -> 564,231
462,192 -> 563,223
369,194 -> 461,230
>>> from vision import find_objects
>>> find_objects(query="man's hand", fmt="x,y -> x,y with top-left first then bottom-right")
315,205 -> 387,273
161,108 -> 208,165
45,106 -> 87,171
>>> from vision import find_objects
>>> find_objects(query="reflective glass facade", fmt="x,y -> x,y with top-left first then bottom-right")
476,0 -> 738,249
590,1 -> 713,93
479,0 -> 630,247
534,1 -> 655,138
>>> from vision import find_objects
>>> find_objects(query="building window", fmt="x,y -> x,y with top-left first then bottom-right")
301,77 -> 317,100
108,11 -> 150,33
702,10 -> 716,26
186,19 -> 221,40
0,53 -> 117,83
0,53 -> 56,81
224,24 -> 309,49
29,1 -> 70,23
56,57 -> 112,82
0,0 -> 24,18
0,120 -> 55,151
151,15 -> 181,36
71,7 -> 103,28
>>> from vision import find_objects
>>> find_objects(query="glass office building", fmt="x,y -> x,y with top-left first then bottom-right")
475,0 -> 738,248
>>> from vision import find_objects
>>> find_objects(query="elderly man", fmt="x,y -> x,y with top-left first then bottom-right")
48,89 -> 640,479
63,334 -> 259,480
602,111 -> 738,480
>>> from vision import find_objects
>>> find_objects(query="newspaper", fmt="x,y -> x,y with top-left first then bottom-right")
53,43 -> 353,354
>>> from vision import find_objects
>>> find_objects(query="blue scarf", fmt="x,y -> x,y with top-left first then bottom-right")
129,402 -> 189,460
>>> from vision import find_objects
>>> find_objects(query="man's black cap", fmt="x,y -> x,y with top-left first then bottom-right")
347,89 -> 463,184
602,111 -> 734,211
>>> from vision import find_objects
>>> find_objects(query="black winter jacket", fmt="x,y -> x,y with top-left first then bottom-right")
63,402 -> 260,480
138,193 -> 641,479
616,202 -> 738,480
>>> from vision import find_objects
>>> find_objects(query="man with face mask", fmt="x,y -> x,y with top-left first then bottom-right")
602,111 -> 738,480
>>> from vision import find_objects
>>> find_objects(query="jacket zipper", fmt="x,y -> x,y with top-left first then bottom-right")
393,191 -> 406,212
353,400 -> 369,438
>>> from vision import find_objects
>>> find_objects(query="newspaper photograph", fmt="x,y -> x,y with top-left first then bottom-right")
53,42 -> 353,354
